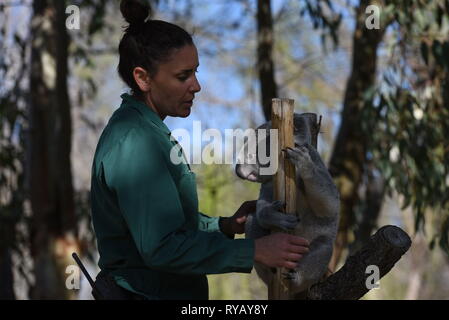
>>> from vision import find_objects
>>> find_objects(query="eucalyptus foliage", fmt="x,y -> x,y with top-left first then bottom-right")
362,0 -> 449,254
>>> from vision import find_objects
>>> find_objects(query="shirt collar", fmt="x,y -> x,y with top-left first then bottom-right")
120,93 -> 171,136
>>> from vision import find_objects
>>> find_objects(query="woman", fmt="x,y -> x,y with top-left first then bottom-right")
90,0 -> 310,300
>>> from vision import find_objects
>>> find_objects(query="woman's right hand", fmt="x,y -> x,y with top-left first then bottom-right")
254,233 -> 310,269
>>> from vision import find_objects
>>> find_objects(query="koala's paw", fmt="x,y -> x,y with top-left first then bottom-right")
257,200 -> 300,231
282,269 -> 297,281
284,145 -> 314,179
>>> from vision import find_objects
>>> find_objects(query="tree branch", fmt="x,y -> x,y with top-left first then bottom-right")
307,225 -> 412,300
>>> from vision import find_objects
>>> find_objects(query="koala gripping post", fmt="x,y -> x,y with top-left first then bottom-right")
269,98 -> 297,300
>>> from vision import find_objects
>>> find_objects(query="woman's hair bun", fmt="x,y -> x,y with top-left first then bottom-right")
120,0 -> 150,25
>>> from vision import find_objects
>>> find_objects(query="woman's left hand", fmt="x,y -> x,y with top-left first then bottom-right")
220,200 -> 257,237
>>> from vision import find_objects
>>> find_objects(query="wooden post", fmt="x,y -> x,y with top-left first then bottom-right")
269,98 -> 297,300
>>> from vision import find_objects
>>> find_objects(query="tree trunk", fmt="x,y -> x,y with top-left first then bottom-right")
0,4 -> 18,301
257,0 -> 278,121
328,0 -> 388,271
307,225 -> 411,300
349,164 -> 386,255
27,0 -> 78,299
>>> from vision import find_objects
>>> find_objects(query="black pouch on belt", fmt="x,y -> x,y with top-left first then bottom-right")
93,272 -> 146,300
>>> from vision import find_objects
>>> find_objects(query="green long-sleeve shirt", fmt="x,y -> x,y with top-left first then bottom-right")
90,93 -> 254,299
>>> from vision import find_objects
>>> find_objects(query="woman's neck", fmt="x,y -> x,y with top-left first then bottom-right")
134,92 -> 166,120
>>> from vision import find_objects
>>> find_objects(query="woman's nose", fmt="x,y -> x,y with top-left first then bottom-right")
190,75 -> 201,93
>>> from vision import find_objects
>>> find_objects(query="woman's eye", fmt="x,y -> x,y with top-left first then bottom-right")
178,69 -> 198,81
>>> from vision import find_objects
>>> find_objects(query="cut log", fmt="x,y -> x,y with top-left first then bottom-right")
307,225 -> 412,300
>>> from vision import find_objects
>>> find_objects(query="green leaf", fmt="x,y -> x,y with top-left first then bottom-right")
401,193 -> 412,210
442,41 -> 449,70
420,41 -> 429,65
414,201 -> 425,234
432,40 -> 444,66
439,216 -> 449,257
436,4 -> 444,28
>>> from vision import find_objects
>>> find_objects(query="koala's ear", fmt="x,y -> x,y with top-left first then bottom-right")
294,113 -> 318,129
293,113 -> 306,130
293,113 -> 314,145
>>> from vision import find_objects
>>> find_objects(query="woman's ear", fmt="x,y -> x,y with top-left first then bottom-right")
133,67 -> 151,92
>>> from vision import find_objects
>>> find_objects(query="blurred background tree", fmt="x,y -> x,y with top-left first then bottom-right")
0,0 -> 448,299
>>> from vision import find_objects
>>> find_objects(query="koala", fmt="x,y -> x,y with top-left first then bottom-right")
235,113 -> 340,295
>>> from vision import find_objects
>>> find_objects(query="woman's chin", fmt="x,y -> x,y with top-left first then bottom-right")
180,107 -> 192,117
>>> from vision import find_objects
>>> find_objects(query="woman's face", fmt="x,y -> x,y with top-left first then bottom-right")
145,44 -> 201,119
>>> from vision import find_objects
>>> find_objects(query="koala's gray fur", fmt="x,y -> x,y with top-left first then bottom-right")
235,113 -> 340,295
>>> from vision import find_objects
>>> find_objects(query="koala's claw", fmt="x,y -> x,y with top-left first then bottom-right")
271,200 -> 285,211
280,215 -> 300,231
284,145 -> 310,160
257,200 -> 300,231
284,145 -> 314,179
258,208 -> 299,231
282,270 -> 297,280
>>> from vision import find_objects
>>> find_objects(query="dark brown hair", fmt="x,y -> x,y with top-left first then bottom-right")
118,0 -> 194,97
